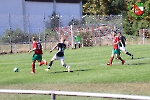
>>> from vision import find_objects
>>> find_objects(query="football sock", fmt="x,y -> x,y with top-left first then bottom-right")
79,44 -> 81,48
63,64 -> 68,68
48,61 -> 53,69
126,52 -> 132,56
74,44 -> 76,49
39,61 -> 44,66
110,57 -> 114,64
32,63 -> 35,73
118,57 -> 124,61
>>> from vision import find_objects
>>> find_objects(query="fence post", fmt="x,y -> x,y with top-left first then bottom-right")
9,13 -> 13,53
142,29 -> 145,44
51,94 -> 56,100
71,25 -> 74,48
43,14 -> 46,50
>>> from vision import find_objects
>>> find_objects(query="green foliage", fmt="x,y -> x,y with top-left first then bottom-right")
107,0 -> 126,15
83,0 -> 150,36
49,11 -> 61,30
123,18 -> 150,35
44,11 -> 62,41
83,0 -> 107,15
45,28 -> 59,41
123,18 -> 132,35
1,28 -> 29,43
68,18 -> 80,26
138,20 -> 149,29
131,19 -> 138,35
83,0 -> 126,15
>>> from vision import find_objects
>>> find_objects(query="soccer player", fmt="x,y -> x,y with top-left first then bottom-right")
29,37 -> 47,74
45,38 -> 70,72
118,32 -> 133,59
74,34 -> 81,49
107,31 -> 125,66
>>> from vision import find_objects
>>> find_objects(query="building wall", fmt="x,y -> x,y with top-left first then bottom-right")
0,0 -> 82,16
25,1 -> 53,15
0,0 -> 23,15
56,3 -> 81,16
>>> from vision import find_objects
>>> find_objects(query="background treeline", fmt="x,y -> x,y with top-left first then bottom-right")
82,0 -> 150,35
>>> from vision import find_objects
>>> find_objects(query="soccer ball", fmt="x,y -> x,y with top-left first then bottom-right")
13,67 -> 18,72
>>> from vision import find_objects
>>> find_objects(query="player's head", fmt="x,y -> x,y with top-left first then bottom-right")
112,31 -> 117,37
118,32 -> 122,35
118,32 -> 122,36
60,37 -> 65,43
32,37 -> 36,42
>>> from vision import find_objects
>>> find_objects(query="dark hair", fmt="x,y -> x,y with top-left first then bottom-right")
32,37 -> 36,41
112,31 -> 117,34
118,32 -> 122,34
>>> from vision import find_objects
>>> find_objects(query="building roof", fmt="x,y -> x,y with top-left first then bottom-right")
25,0 -> 81,3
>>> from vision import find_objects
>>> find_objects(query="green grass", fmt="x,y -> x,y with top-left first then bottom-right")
0,44 -> 150,100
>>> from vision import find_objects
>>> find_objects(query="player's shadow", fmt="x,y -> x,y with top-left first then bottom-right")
130,62 -> 147,65
134,57 -> 145,59
50,69 -> 91,74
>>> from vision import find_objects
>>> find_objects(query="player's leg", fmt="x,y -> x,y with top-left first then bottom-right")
107,50 -> 115,66
121,47 -> 133,59
125,51 -> 133,59
48,60 -> 54,69
117,55 -> 125,65
74,43 -> 77,49
31,54 -> 37,74
31,60 -> 36,74
60,57 -> 70,72
45,55 -> 56,71
38,55 -> 47,66
79,42 -> 81,48
116,50 -> 125,65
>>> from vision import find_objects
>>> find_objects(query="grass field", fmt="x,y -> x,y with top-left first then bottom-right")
0,44 -> 150,100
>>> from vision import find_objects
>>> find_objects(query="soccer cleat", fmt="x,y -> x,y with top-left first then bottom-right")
122,60 -> 125,65
45,68 -> 50,72
107,63 -> 112,66
31,71 -> 35,74
131,55 -> 133,59
67,66 -> 70,72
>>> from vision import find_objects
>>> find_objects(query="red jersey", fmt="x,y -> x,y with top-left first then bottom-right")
32,41 -> 43,54
113,36 -> 119,49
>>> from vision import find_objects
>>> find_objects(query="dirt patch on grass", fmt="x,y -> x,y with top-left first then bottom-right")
1,82 -> 150,96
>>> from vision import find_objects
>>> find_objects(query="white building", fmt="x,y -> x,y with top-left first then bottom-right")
0,0 -> 82,34
0,0 -> 82,16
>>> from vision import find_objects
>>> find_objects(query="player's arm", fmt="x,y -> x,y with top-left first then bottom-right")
29,47 -> 36,53
29,43 -> 36,53
50,45 -> 57,52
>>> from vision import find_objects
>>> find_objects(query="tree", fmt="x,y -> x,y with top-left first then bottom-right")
1,28 -> 29,43
138,20 -> 149,30
131,19 -> 138,35
49,11 -> 61,31
106,0 -> 126,15
83,0 -> 107,15
44,11 -> 62,41
123,18 -> 132,35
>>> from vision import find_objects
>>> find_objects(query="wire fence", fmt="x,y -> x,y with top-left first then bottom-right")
0,14 -> 149,54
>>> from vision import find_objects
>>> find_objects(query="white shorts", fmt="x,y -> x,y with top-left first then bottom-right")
51,54 -> 64,61
120,46 -> 126,52
75,41 -> 81,44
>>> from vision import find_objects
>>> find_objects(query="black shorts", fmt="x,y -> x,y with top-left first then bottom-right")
56,52 -> 64,57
